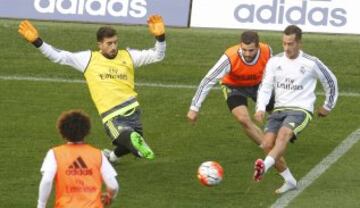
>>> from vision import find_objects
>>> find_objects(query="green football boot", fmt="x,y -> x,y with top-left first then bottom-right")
130,132 -> 155,160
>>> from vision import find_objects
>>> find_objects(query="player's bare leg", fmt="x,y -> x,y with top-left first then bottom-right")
231,106 -> 263,145
232,106 -> 297,192
268,127 -> 293,160
266,127 -> 297,193
262,133 -> 288,172
255,130 -> 297,193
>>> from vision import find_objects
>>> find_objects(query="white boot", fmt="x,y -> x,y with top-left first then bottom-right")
275,181 -> 297,194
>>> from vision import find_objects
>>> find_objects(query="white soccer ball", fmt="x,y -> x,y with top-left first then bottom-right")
197,161 -> 224,186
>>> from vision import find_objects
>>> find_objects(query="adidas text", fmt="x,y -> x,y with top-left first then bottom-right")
234,0 -> 347,27
34,0 -> 147,18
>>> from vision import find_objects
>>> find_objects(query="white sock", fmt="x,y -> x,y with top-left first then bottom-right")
264,156 -> 275,173
280,168 -> 297,184
109,151 -> 119,162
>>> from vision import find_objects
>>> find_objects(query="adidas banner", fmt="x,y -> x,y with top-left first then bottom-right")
191,0 -> 360,34
0,0 -> 191,27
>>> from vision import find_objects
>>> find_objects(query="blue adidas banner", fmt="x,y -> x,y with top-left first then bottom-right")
0,0 -> 191,27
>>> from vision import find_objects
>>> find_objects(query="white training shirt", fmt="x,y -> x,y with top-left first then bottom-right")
190,47 -> 266,112
38,40 -> 166,72
256,51 -> 338,113
190,55 -> 231,112
37,149 -> 118,208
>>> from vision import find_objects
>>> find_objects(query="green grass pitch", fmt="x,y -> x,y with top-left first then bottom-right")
0,19 -> 360,207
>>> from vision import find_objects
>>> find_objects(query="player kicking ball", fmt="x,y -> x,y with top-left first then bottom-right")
253,25 -> 338,194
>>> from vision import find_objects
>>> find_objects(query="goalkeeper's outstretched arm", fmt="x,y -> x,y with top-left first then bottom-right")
18,20 -> 90,72
128,15 -> 167,68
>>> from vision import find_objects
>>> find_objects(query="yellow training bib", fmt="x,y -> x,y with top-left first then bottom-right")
84,50 -> 137,114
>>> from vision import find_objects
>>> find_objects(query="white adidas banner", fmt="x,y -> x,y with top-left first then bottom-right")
190,0 -> 360,34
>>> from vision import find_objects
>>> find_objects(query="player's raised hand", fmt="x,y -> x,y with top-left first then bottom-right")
18,20 -> 39,43
147,15 -> 165,36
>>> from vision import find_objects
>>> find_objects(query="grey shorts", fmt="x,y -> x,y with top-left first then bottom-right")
265,108 -> 312,142
104,108 -> 143,141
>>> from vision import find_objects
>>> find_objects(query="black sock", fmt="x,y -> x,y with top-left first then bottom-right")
114,144 -> 130,157
113,130 -> 140,157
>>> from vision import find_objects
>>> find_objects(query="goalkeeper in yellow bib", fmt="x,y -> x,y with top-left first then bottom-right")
18,16 -> 166,162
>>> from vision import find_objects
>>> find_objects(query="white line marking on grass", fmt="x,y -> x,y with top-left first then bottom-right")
0,75 -> 360,97
0,75 -> 85,84
0,75 -> 198,89
271,128 -> 360,208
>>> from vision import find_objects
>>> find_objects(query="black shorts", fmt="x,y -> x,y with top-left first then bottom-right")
221,84 -> 274,112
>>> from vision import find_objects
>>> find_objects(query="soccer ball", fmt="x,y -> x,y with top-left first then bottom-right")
197,161 -> 224,186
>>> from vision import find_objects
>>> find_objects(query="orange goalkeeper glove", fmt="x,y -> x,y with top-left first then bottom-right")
18,20 -> 39,43
147,15 -> 165,36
